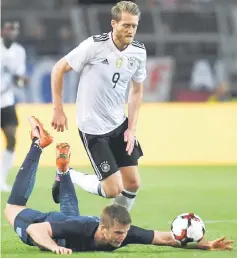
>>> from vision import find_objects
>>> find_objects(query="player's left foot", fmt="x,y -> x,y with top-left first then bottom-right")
52,143 -> 71,204
56,143 -> 71,173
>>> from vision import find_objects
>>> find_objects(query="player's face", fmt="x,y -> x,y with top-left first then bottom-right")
111,12 -> 139,45
103,222 -> 130,247
2,22 -> 20,42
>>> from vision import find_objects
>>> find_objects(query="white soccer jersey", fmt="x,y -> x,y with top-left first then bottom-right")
65,32 -> 147,135
1,38 -> 26,108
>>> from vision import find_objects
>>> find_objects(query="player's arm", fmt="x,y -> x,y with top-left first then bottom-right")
152,231 -> 233,250
128,80 -> 143,132
13,75 -> 28,88
51,57 -> 72,131
51,37 -> 94,132
186,236 -> 233,250
125,80 -> 143,154
126,226 -> 233,251
125,80 -> 144,155
125,50 -> 147,155
26,222 -> 72,254
13,46 -> 28,88
51,57 -> 72,111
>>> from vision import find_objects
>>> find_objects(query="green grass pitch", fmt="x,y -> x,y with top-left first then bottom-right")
1,166 -> 237,258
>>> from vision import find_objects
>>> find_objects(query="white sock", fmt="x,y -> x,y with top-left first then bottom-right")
70,168 -> 106,197
0,149 -> 14,186
113,189 -> 137,212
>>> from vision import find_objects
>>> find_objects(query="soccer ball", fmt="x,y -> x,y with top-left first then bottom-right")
171,213 -> 205,245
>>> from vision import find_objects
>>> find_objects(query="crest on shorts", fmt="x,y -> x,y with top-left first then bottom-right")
100,161 -> 110,173
116,57 -> 123,69
127,57 -> 136,70
16,227 -> 22,237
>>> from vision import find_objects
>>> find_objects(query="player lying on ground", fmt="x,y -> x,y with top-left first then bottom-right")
4,117 -> 233,254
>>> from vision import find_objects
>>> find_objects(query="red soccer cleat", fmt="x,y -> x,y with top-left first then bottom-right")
56,143 -> 71,173
28,116 -> 53,148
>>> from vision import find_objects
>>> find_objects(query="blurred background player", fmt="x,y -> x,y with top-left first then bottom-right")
0,21 -> 28,192
51,1 -> 146,211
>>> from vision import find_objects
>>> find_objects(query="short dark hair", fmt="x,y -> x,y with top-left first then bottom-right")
100,205 -> 131,228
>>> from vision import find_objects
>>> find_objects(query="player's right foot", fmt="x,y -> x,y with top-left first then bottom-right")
56,143 -> 71,173
52,143 -> 71,204
28,116 -> 53,148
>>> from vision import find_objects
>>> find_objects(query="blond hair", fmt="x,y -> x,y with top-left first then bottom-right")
111,1 -> 141,21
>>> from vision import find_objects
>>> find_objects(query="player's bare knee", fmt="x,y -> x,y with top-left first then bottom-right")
126,178 -> 141,192
123,174 -> 141,192
4,203 -> 25,226
4,204 -> 14,225
102,181 -> 123,197
120,166 -> 141,192
104,186 -> 123,198
4,206 -> 9,218
102,171 -> 123,197
102,180 -> 123,198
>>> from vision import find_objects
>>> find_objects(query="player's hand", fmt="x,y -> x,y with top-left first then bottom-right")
53,246 -> 72,254
209,236 -> 233,251
13,75 -> 28,88
124,129 -> 135,155
51,108 -> 68,132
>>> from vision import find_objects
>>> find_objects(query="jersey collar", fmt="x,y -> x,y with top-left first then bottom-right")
1,37 -> 15,50
109,31 -> 129,53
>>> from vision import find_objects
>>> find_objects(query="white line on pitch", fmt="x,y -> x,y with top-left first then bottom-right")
205,220 -> 237,224
168,220 -> 237,224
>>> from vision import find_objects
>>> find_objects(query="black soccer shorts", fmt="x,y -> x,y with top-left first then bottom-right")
79,118 -> 143,181
1,105 -> 18,129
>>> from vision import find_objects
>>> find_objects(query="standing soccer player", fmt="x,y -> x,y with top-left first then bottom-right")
1,22 -> 27,192
51,1 -> 146,211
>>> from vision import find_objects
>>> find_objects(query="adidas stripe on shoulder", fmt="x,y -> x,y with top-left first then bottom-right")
132,40 -> 145,49
93,33 -> 109,42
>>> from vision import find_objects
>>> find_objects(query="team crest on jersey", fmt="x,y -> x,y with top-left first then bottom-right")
100,161 -> 110,173
127,57 -> 136,70
116,57 -> 123,69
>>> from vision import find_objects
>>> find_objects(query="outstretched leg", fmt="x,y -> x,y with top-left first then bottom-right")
4,116 -> 53,226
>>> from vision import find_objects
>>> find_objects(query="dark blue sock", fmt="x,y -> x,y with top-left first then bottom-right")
59,172 -> 80,217
7,140 -> 42,206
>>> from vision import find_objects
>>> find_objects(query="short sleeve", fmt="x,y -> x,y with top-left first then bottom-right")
15,46 -> 26,75
65,37 -> 94,73
132,51 -> 147,83
122,225 -> 154,245
50,220 -> 86,239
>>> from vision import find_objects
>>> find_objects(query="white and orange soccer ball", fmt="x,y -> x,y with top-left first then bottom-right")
171,213 -> 206,245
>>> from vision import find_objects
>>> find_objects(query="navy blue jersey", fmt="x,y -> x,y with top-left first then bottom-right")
50,216 -> 154,251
